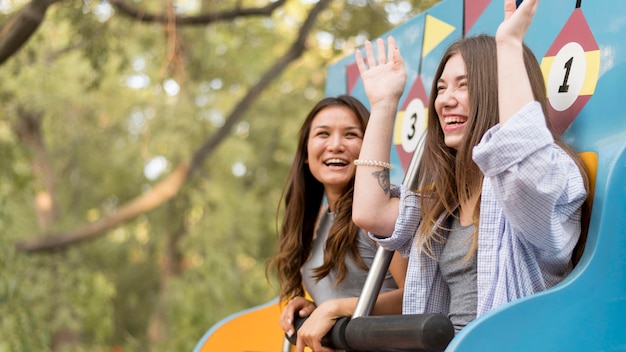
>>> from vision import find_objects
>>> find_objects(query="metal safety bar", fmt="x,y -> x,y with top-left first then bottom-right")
288,313 -> 454,352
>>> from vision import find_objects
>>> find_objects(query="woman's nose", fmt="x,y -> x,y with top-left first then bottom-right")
438,89 -> 458,107
327,134 -> 345,151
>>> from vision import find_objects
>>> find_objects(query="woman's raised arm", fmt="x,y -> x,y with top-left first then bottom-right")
352,37 -> 407,237
496,0 -> 539,123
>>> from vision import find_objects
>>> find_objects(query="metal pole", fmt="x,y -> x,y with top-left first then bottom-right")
282,336 -> 292,352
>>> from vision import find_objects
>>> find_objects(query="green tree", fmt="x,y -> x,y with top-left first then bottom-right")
0,0 -> 438,350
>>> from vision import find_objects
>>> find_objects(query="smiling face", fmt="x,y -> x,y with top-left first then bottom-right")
434,53 -> 470,150
306,105 -> 364,206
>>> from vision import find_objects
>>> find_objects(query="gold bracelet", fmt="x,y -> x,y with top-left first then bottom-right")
353,159 -> 393,170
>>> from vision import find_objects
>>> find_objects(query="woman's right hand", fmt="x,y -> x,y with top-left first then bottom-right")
355,36 -> 407,109
279,296 -> 316,338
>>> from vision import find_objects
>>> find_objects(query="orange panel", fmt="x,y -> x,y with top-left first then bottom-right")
579,151 -> 598,200
195,297 -> 289,352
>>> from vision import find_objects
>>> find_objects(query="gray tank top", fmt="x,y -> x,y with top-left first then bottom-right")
302,209 -> 398,305
440,216 -> 478,333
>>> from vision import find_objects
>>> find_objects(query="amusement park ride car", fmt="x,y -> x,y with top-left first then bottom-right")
195,0 -> 626,350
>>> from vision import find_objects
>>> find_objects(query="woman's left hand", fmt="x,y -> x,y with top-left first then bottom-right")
496,0 -> 539,44
295,301 -> 342,352
280,296 -> 316,338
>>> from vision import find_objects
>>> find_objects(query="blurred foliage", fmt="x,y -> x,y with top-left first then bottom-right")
0,0 -> 438,350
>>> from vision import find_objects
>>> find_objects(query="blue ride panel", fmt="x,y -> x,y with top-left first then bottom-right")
325,0 -> 626,350
449,2 -> 626,349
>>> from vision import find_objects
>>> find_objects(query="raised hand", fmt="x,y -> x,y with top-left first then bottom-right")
355,36 -> 407,108
496,0 -> 539,45
495,0 -> 540,123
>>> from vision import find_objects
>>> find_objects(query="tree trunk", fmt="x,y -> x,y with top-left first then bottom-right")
147,201 -> 186,344
13,107 -> 60,229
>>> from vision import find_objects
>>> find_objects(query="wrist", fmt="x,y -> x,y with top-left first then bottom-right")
495,38 -> 524,50
369,98 -> 400,116
370,97 -> 400,108
323,297 -> 358,318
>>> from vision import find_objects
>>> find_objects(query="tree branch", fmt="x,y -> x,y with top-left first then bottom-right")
109,0 -> 287,26
15,0 -> 332,253
0,0 -> 61,65
188,0 -> 330,174
15,162 -> 190,252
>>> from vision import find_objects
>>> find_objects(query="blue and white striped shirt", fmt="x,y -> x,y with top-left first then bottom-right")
371,101 -> 587,317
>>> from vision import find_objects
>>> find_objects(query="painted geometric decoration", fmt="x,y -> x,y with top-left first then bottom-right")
393,77 -> 429,171
423,14 -> 456,57
346,62 -> 360,95
392,13 -> 456,173
464,0 -> 491,33
540,8 -> 600,134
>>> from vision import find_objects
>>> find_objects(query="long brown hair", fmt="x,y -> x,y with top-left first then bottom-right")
266,95 -> 370,301
416,35 -> 590,259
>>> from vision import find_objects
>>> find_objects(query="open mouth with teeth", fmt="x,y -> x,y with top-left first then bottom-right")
325,158 -> 349,167
444,116 -> 467,130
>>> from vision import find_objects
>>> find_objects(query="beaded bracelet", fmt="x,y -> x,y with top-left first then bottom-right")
353,159 -> 394,170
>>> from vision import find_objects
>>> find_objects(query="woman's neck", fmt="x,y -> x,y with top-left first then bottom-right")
459,193 -> 480,227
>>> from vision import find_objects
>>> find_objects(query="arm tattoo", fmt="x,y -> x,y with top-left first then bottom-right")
372,169 -> 391,195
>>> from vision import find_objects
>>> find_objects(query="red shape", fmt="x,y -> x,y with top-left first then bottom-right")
464,0 -> 491,34
548,95 -> 591,136
545,9 -> 598,56
346,62 -> 360,94
401,79 -> 429,111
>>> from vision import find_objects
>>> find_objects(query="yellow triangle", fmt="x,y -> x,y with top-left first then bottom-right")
423,15 -> 456,57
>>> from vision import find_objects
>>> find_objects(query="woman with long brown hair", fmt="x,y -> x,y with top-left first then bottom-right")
267,95 -> 407,351
352,0 -> 589,333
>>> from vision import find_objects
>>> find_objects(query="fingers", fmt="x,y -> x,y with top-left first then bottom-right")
497,0 -> 539,43
280,297 -> 311,337
376,38 -> 387,65
503,0 -> 517,19
355,40 -> 373,75
354,36 -> 398,73
292,306 -> 339,352
295,329 -> 333,352
298,304 -> 315,317
279,305 -> 296,337
504,0 -> 539,20
365,39 -> 377,69
387,36 -> 398,64
295,337 -> 305,352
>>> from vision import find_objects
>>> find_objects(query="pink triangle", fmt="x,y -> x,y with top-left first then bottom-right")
346,62 -> 360,94
464,0 -> 491,34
